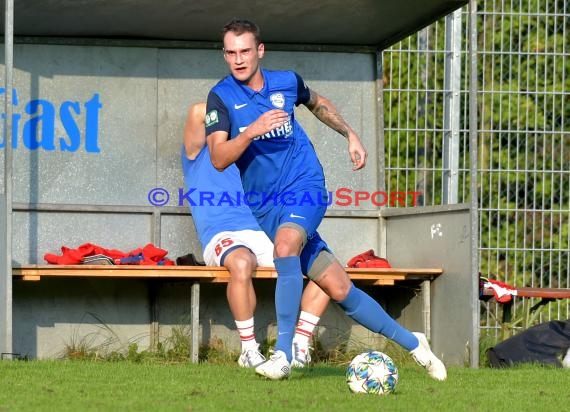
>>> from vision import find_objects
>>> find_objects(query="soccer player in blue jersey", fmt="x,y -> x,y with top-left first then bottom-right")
205,19 -> 447,381
182,102 -> 329,369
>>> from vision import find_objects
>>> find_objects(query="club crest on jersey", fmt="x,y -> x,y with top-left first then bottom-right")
205,110 -> 219,127
270,93 -> 285,109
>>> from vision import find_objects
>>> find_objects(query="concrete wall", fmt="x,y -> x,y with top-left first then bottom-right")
382,204 -> 477,366
2,43 -> 474,363
2,44 -> 379,264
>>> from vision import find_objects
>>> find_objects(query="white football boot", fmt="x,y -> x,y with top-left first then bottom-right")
238,345 -> 266,368
255,350 -> 291,380
291,342 -> 312,368
410,332 -> 448,381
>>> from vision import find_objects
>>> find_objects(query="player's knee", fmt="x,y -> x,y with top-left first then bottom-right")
273,227 -> 303,257
274,243 -> 292,258
235,256 -> 256,275
226,251 -> 256,282
273,238 -> 302,257
327,283 -> 351,301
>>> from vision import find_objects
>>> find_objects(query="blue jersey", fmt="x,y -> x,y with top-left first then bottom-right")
205,69 -> 326,218
180,146 -> 262,249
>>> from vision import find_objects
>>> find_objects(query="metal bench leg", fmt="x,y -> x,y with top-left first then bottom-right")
502,300 -> 513,324
421,280 -> 431,340
190,281 -> 200,363
149,281 -> 159,352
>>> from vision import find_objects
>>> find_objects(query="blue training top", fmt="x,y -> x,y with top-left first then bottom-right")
205,68 -> 326,219
180,145 -> 262,249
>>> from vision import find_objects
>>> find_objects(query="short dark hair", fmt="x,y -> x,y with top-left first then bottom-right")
221,18 -> 261,46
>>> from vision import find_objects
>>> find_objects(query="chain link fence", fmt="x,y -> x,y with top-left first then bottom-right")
382,0 -> 569,339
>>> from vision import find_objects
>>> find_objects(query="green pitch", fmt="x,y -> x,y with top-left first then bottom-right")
0,360 -> 568,411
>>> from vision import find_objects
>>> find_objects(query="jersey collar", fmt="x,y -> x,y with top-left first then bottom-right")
231,68 -> 269,99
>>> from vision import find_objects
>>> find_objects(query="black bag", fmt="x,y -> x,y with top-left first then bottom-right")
487,320 -> 570,368
176,253 -> 206,266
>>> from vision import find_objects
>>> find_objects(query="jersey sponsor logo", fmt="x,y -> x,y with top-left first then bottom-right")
234,103 -> 248,109
270,92 -> 285,108
239,117 -> 293,141
205,110 -> 219,127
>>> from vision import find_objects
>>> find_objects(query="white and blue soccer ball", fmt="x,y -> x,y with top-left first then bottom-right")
346,351 -> 399,395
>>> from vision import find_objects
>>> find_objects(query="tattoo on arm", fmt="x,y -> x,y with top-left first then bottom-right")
307,89 -> 350,138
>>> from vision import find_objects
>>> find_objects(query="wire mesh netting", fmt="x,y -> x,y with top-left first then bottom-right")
382,0 -> 569,338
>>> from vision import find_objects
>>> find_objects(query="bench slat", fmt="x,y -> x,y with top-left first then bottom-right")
515,287 -> 570,299
12,264 -> 443,284
482,286 -> 570,300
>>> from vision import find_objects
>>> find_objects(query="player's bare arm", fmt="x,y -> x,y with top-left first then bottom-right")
208,130 -> 248,171
208,109 -> 289,171
183,103 -> 208,160
305,89 -> 368,170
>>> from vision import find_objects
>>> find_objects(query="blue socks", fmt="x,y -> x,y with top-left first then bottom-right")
337,284 -> 419,351
272,261 -> 419,358
274,256 -> 304,362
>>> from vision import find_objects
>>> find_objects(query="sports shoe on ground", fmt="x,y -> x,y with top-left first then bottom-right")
410,332 -> 448,381
255,350 -> 291,380
238,346 -> 266,368
291,342 -> 312,368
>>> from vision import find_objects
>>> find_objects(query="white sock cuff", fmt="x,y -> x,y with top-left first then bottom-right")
299,311 -> 320,325
235,317 -> 254,329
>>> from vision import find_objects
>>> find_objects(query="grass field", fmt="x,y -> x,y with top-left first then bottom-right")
1,359 -> 568,411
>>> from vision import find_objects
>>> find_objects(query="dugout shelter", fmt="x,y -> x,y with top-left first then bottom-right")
1,0 -> 477,366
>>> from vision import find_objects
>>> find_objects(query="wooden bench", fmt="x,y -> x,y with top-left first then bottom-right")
13,264 -> 443,362
481,285 -> 570,323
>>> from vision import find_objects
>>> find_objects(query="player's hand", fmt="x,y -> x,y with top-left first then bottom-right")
348,133 -> 367,170
246,109 -> 289,139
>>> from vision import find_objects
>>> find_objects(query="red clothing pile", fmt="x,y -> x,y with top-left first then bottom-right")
44,242 -> 175,266
347,249 -> 391,269
479,277 -> 517,303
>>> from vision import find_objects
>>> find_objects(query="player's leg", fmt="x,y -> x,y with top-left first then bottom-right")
297,232 -> 446,381
292,280 -> 329,368
254,225 -> 304,379
204,232 -> 264,368
245,227 -> 328,368
248,223 -> 306,367
256,211 -> 326,379
315,258 -> 417,340
223,247 -> 257,324
273,225 -> 305,354
255,196 -> 326,379
312,258 -> 447,381
290,234 -> 338,367
271,196 -> 328,359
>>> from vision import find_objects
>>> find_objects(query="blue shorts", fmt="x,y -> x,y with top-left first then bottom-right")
255,187 -> 330,275
256,187 -> 327,239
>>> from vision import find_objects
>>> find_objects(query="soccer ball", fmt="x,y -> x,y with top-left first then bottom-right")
346,351 -> 399,395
